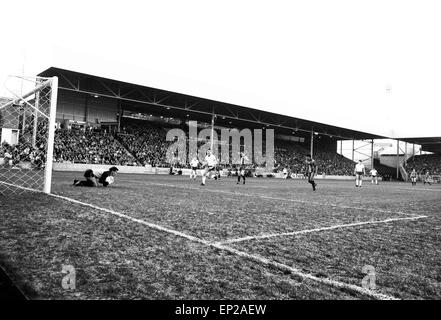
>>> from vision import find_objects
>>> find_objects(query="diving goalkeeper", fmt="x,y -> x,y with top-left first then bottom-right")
73,166 -> 119,187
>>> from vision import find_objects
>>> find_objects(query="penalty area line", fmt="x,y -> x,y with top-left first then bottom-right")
0,181 -> 211,246
50,192 -> 400,300
2,181 -> 399,300
211,242 -> 399,300
216,215 -> 428,245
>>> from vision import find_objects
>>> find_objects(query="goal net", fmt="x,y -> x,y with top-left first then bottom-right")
0,76 -> 58,195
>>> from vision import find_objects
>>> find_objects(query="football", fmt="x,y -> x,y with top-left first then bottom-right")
105,176 -> 114,185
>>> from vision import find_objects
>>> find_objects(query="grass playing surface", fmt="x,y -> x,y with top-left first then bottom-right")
0,172 -> 440,299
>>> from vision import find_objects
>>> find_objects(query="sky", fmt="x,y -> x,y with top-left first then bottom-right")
1,0 -> 441,139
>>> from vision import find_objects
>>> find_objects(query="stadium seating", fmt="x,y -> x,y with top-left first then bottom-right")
54,129 -> 137,166
0,122 -> 48,168
406,154 -> 441,175
274,141 -> 355,175
117,121 -> 172,167
38,119 -> 360,175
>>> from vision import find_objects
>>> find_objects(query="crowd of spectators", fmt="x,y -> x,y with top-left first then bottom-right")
54,129 -> 137,166
314,152 -> 355,175
406,154 -> 441,176
0,121 -> 48,169
274,141 -> 355,175
52,121 -> 357,175
0,141 -> 46,169
1,118 -> 363,176
117,122 -> 172,167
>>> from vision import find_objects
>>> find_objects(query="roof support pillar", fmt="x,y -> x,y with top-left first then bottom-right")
352,140 -> 355,161
396,140 -> 400,179
404,142 -> 407,167
117,100 -> 122,133
413,144 -> 415,164
85,94 -> 89,123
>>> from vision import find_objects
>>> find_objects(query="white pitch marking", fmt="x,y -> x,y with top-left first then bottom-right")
2,181 -> 399,300
217,215 -> 428,245
144,182 -> 420,217
0,181 -> 212,245
210,242 -> 399,300
398,187 -> 441,193
48,193 -> 401,300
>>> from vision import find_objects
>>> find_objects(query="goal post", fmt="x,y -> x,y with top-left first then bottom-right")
0,76 -> 58,195
44,76 -> 58,193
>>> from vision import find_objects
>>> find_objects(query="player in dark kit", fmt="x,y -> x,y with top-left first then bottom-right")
423,170 -> 432,186
73,166 -> 119,187
237,152 -> 248,185
305,154 -> 318,191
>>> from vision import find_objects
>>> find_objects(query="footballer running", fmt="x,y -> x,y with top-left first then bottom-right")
423,170 -> 432,186
370,167 -> 379,185
201,149 -> 218,186
305,154 -> 318,191
189,157 -> 199,180
237,152 -> 248,185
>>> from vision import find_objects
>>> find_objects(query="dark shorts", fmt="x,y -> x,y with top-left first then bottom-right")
356,172 -> 363,176
206,166 -> 215,172
191,167 -> 198,171
76,179 -> 97,187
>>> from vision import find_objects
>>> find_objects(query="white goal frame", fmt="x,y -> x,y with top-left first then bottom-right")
0,76 -> 58,194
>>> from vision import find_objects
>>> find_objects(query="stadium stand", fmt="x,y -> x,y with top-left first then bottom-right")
1,140 -> 46,169
0,112 -> 359,176
47,118 -> 358,175
0,120 -> 48,168
406,154 -> 441,175
116,119 -> 172,167
54,129 -> 137,166
274,140 -> 355,175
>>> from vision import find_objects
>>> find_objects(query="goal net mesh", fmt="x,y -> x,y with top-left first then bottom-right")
0,76 -> 57,195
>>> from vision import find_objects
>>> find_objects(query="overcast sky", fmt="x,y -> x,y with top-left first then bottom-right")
1,0 -> 440,139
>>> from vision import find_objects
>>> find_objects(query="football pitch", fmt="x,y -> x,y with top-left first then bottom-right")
0,172 -> 440,300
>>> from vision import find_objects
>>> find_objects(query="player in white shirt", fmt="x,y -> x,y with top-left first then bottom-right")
370,168 -> 379,185
201,149 -> 218,186
282,167 -> 288,179
354,160 -> 366,187
409,168 -> 417,186
189,157 -> 199,180
4,151 -> 13,166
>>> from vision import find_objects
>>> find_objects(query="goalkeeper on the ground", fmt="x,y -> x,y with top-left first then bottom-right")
73,166 -> 119,187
